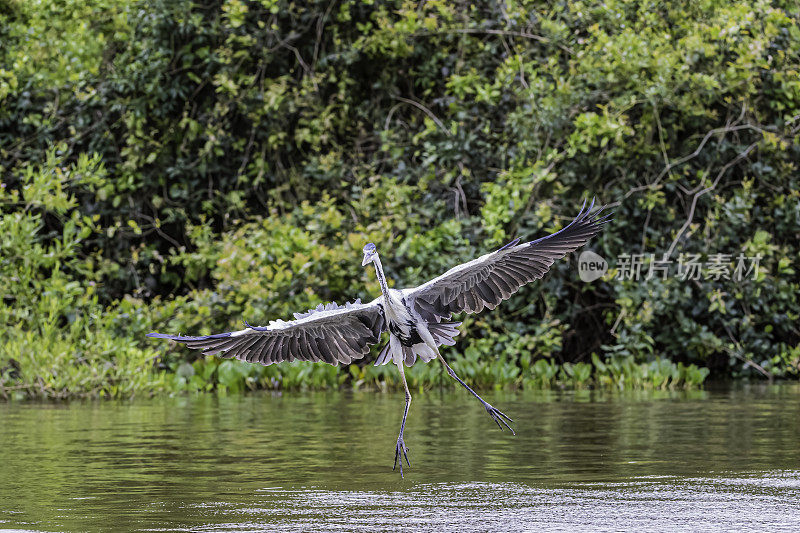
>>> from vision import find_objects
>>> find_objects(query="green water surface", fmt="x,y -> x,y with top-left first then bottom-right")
1,385 -> 799,531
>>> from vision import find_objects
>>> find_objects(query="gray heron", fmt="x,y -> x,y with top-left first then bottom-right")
148,199 -> 610,477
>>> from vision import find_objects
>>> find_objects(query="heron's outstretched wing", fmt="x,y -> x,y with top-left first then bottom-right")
403,199 -> 611,321
147,298 -> 385,366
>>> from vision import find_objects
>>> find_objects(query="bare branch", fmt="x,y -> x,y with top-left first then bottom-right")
665,141 -> 759,259
391,96 -> 452,137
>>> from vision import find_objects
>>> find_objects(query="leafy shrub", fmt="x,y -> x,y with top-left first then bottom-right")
1,0 -> 799,398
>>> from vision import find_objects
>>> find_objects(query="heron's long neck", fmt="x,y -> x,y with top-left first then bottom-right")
372,255 -> 390,297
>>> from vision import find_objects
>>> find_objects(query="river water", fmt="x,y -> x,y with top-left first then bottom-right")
1,385 -> 799,531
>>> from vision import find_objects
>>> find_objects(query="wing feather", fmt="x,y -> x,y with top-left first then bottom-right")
295,332 -> 311,361
287,335 -> 301,362
246,336 -> 268,363
228,335 -> 259,360
404,199 -> 611,320
147,298 -> 385,367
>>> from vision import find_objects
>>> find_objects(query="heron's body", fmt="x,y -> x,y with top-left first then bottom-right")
376,287 -> 445,366
382,289 -> 421,347
148,199 -> 610,477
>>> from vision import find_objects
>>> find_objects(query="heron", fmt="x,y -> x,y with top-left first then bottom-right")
148,199 -> 610,477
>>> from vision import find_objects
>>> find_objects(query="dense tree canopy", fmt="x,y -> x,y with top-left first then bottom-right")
1,0 -> 798,398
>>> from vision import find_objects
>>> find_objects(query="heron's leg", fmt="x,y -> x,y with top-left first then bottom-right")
437,354 -> 515,434
394,362 -> 412,478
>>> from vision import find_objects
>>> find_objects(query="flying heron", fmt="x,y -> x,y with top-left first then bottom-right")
148,199 -> 610,477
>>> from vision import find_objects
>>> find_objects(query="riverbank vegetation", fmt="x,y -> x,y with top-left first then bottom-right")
1,0 -> 798,399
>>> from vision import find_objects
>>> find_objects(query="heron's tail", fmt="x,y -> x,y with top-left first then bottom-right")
375,343 -> 393,366
427,321 -> 461,346
373,321 -> 462,366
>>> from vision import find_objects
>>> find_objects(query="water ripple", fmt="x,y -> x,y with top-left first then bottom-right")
1,385 -> 799,531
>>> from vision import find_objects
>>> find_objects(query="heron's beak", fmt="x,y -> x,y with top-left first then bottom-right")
361,254 -> 372,267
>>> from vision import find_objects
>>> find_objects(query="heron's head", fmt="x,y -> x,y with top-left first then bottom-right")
361,243 -> 377,267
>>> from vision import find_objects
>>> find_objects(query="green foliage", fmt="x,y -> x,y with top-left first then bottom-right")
2,0 -> 799,398
0,145 -> 169,399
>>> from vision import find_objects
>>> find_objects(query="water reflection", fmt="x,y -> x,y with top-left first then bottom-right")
1,385 -> 799,531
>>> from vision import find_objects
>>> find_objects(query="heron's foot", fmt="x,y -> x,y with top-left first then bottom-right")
393,434 -> 411,478
483,402 -> 515,435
